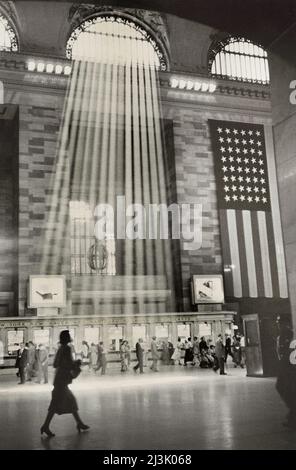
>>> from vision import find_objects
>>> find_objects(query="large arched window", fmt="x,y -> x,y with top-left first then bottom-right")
66,14 -> 167,70
209,37 -> 269,85
0,13 -> 18,52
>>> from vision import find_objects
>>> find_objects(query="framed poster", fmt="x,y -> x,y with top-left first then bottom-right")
28,275 -> 66,308
192,274 -> 224,304
33,329 -> 50,347
155,323 -> 169,339
7,330 -> 24,354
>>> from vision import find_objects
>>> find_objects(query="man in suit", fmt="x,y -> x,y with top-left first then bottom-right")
96,341 -> 107,375
36,344 -> 49,384
133,338 -> 144,374
225,334 -> 233,363
15,343 -> 28,384
26,341 -> 36,381
213,334 -> 227,375
150,336 -> 159,372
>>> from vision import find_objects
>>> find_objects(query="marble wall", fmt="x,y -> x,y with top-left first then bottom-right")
269,26 -> 296,330
10,87 -> 64,315
0,106 -> 18,315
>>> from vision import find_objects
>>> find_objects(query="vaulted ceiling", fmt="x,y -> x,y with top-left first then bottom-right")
25,0 -> 296,47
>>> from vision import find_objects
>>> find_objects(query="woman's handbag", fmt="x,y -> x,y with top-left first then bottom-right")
70,359 -> 82,379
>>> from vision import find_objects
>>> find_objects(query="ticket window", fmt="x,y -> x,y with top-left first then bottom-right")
33,329 -> 50,348
155,324 -> 169,346
84,327 -> 100,345
177,324 -> 191,342
132,325 -> 148,349
198,322 -> 212,339
7,330 -> 24,355
108,326 -> 124,351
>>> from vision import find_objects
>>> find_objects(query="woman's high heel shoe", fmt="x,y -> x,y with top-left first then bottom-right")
77,423 -> 90,433
40,425 -> 55,437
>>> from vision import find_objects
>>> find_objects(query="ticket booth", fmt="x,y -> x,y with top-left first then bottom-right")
108,325 -> 124,351
177,323 -> 191,341
242,313 -> 278,377
132,325 -> 148,348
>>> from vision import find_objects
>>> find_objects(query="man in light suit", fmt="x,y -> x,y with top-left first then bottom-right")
133,338 -> 144,374
36,344 -> 49,384
96,341 -> 107,375
150,336 -> 159,372
26,341 -> 36,381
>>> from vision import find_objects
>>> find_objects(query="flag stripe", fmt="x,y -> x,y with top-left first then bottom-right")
226,209 -> 242,297
264,125 -> 288,298
236,210 -> 249,297
266,211 -> 280,298
209,119 -> 289,300
257,211 -> 273,297
251,211 -> 265,297
219,210 -> 234,296
242,210 -> 258,297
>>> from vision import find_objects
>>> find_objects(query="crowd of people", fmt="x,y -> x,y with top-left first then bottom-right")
13,333 -> 246,384
75,333 -> 246,376
15,341 -> 49,384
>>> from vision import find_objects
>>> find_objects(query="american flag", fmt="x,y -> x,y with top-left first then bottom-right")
209,119 -> 288,300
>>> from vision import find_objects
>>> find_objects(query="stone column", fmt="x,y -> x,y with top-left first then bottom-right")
269,26 -> 296,332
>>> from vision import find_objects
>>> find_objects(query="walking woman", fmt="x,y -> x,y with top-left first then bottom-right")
171,337 -> 183,365
120,340 -> 128,372
40,330 -> 89,437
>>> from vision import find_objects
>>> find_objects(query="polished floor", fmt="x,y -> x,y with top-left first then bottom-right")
0,363 -> 295,450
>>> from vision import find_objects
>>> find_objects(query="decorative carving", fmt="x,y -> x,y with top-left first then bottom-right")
0,1 -> 18,26
158,72 -> 270,100
0,51 -> 270,100
87,240 -> 108,272
0,2 -> 19,52
67,4 -> 170,70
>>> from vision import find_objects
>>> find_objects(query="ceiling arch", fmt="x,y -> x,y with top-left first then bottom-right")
26,0 -> 296,48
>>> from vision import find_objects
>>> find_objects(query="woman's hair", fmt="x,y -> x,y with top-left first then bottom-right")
60,330 -> 71,345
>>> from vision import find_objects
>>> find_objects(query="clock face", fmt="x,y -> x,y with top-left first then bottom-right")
193,275 -> 224,304
28,276 -> 66,308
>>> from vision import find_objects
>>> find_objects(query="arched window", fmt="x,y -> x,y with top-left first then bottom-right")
0,13 -> 18,52
209,37 -> 269,85
66,14 -> 167,70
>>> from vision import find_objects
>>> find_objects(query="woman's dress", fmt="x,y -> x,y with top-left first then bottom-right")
172,343 -> 182,363
90,346 -> 98,370
48,344 -> 78,415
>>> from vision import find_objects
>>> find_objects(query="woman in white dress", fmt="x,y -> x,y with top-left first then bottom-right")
172,337 -> 183,365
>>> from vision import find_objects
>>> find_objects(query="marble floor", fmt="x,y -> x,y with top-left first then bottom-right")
0,364 -> 295,450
